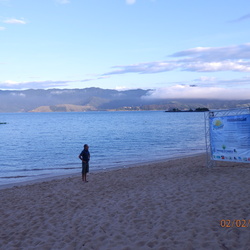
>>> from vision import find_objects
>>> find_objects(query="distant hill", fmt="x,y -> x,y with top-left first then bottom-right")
0,88 -> 149,112
0,87 -> 250,112
30,104 -> 96,112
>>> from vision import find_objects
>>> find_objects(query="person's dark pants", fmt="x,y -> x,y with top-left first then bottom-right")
82,162 -> 89,175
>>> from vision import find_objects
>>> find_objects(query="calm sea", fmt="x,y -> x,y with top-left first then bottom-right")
0,111 -> 206,185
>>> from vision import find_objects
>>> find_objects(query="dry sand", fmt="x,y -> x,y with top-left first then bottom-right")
0,154 -> 250,250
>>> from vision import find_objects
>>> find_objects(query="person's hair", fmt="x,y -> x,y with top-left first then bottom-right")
84,144 -> 88,148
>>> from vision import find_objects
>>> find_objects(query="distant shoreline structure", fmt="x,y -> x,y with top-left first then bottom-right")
165,107 -> 209,112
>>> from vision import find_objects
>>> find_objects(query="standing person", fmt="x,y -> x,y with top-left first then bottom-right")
79,144 -> 90,182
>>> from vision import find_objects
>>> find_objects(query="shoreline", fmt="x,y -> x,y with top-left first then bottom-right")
1,153 -> 250,249
0,151 -> 205,190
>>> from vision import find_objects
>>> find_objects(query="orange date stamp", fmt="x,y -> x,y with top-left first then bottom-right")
220,219 -> 250,228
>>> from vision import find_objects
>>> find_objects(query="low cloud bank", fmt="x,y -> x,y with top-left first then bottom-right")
143,85 -> 250,100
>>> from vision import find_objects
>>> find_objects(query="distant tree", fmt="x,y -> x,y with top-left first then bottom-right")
195,107 -> 209,112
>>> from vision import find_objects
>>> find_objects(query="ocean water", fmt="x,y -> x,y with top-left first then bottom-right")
0,111 -> 206,185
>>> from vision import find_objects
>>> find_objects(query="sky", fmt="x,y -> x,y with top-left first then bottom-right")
1,0 -> 250,99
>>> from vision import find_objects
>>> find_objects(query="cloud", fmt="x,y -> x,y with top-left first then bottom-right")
222,76 -> 250,86
143,85 -> 250,100
231,13 -> 250,22
0,76 -> 107,89
171,44 -> 250,61
0,80 -> 67,89
181,61 -> 250,72
10,92 -> 26,97
142,75 -> 250,100
0,26 -> 6,30
50,90 -> 76,95
56,0 -> 70,4
0,80 -> 78,89
103,61 -> 179,75
103,43 -> 250,75
126,0 -> 136,4
171,75 -> 250,90
4,18 -> 27,24
115,86 -> 131,91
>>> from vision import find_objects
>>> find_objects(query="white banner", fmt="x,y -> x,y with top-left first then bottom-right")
210,114 -> 250,163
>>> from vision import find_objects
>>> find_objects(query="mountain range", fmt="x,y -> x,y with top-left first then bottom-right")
0,88 -> 250,112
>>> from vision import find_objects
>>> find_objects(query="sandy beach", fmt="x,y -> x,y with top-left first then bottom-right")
0,154 -> 250,249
